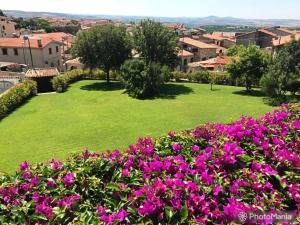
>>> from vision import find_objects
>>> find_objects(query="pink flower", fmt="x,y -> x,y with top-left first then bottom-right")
62,172 -> 75,187
191,144 -> 200,152
19,161 -> 29,171
172,143 -> 181,151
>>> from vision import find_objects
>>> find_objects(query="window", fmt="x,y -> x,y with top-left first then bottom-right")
45,61 -> 48,65
2,48 -> 8,55
49,48 -> 52,55
56,46 -> 59,53
50,62 -> 54,67
2,25 -> 5,30
57,60 -> 60,66
183,59 -> 188,66
14,48 -> 18,56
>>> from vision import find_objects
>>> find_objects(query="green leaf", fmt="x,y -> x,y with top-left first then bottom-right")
180,204 -> 188,222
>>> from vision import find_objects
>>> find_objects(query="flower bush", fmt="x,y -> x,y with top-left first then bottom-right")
0,80 -> 37,120
0,103 -> 299,224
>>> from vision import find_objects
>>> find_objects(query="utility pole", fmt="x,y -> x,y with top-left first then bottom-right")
23,35 -> 34,68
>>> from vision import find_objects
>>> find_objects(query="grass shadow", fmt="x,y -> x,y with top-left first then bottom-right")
157,83 -> 194,99
80,81 -> 124,92
233,89 -> 266,97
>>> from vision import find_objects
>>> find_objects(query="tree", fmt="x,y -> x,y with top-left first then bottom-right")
226,44 -> 269,91
261,39 -> 300,100
133,19 -> 179,67
120,59 -> 166,99
0,10 -> 6,17
72,25 -> 131,84
226,44 -> 245,56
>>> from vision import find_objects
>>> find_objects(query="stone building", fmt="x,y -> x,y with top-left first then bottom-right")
0,16 -> 20,38
179,37 -> 217,61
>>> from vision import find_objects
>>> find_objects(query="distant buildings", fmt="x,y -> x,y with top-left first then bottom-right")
188,55 -> 236,72
0,16 -> 20,38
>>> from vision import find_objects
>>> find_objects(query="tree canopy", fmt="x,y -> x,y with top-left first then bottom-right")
261,39 -> 300,100
226,44 -> 269,91
72,25 -> 131,83
133,20 -> 179,67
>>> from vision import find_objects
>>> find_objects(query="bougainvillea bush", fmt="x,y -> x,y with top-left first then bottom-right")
0,103 -> 299,225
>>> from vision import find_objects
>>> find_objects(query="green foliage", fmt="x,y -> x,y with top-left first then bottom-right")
171,71 -> 231,85
261,39 -> 300,102
52,69 -> 106,92
133,20 -> 179,67
120,59 -> 165,99
72,25 -> 131,83
0,80 -> 37,120
200,25 -> 256,33
226,44 -> 245,56
226,44 -> 270,91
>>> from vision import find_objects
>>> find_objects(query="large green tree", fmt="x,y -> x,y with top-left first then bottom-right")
226,44 -> 269,91
72,25 -> 131,83
133,19 -> 179,67
261,39 -> 300,99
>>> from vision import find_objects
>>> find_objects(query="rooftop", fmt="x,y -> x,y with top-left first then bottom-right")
0,37 -> 60,48
179,37 -> 217,49
178,49 -> 193,57
25,68 -> 59,78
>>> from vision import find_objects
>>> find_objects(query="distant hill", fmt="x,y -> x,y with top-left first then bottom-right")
3,10 -> 300,27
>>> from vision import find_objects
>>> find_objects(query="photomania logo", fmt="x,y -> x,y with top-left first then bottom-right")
237,211 -> 298,224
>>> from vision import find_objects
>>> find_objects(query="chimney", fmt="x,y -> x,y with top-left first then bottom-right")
37,39 -> 42,48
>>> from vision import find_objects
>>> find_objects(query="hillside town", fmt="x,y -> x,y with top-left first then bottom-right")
0,1 -> 300,224
1,11 -> 300,93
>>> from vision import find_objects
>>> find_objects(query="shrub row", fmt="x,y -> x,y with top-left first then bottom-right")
52,69 -> 121,92
171,71 -> 232,85
0,80 -> 37,120
0,103 -> 299,224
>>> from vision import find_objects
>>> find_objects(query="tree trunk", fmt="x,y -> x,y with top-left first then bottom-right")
106,69 -> 110,84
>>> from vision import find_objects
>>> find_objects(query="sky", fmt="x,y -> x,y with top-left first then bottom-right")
2,0 -> 300,19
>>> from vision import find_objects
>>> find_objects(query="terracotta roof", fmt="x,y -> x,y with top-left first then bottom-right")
0,71 -> 24,79
29,32 -> 74,44
179,37 -> 217,49
25,68 -> 59,78
178,50 -> 193,57
188,56 -> 236,68
203,33 -> 225,41
258,29 -> 278,37
0,38 -> 58,48
64,58 -> 83,65
276,27 -> 298,35
273,33 -> 300,47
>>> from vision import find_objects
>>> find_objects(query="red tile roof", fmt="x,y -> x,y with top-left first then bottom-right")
258,29 -> 278,37
0,38 -> 58,48
179,37 -> 217,49
273,33 -> 300,47
276,27 -> 298,35
188,56 -> 236,68
178,50 -> 193,57
30,32 -> 74,44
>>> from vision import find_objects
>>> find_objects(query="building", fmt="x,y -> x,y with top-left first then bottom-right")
179,37 -> 217,62
235,27 -> 297,48
25,68 -> 59,92
203,33 -> 236,48
272,33 -> 300,54
0,16 -> 20,38
177,49 -> 194,71
0,37 -> 63,70
64,58 -> 84,71
0,71 -> 24,94
188,55 -> 236,72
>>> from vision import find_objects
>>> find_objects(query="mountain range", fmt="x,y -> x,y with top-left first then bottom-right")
3,10 -> 300,27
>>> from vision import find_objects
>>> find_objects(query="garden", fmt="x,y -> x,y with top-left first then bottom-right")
0,80 -> 272,173
0,102 -> 299,224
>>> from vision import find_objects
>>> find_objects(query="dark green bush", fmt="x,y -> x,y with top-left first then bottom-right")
120,59 -> 165,99
0,80 -> 37,120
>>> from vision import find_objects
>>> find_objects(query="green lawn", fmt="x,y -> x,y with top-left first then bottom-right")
0,80 -> 273,173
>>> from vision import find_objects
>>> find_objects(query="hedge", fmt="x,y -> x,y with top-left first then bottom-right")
52,69 -> 120,92
171,71 -> 232,85
0,103 -> 299,224
0,80 -> 37,120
